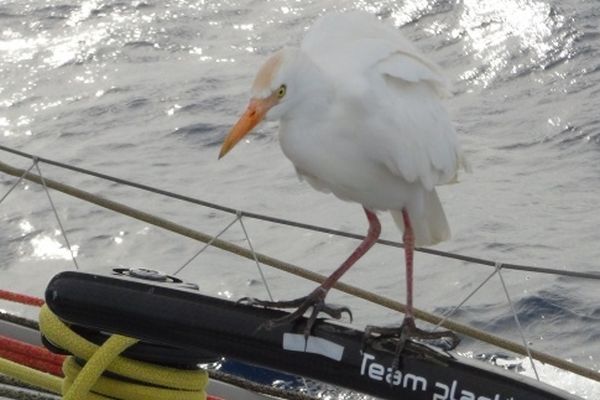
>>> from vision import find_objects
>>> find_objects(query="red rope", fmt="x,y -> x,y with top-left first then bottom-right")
0,289 -> 44,307
0,335 -> 65,376
0,289 -> 60,375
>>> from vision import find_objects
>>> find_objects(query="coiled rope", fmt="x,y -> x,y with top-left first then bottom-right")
0,290 -> 209,399
40,305 -> 208,400
0,158 -> 598,383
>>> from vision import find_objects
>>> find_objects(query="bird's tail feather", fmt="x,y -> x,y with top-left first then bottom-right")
391,189 -> 450,246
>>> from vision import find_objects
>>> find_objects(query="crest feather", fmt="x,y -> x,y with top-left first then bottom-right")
251,50 -> 285,98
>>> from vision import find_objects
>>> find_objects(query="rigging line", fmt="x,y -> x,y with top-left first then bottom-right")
172,214 -> 240,276
34,161 -> 80,271
498,267 -> 540,381
1,146 -> 599,282
432,264 -> 500,333
0,160 -> 36,205
0,145 -> 238,215
238,213 -> 274,302
0,158 -> 598,382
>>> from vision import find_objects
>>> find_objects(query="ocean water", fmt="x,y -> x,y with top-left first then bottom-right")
1,0 -> 599,397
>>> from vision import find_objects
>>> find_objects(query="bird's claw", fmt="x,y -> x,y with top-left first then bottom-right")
238,288 -> 352,337
363,317 -> 460,354
361,318 -> 460,381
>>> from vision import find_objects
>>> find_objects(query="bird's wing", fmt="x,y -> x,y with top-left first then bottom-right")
372,77 -> 464,190
301,11 -> 467,190
301,11 -> 449,95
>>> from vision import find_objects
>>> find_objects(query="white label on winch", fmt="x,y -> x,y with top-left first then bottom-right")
282,333 -> 344,361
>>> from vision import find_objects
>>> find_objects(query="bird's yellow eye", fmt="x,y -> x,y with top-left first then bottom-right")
277,84 -> 287,98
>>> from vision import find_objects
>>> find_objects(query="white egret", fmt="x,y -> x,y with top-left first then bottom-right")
219,11 -> 469,345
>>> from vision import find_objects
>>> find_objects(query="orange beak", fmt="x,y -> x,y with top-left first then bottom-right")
219,99 -> 270,159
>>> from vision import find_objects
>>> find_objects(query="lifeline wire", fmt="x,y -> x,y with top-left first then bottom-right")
498,268 -> 540,381
0,158 -> 599,382
172,215 -> 240,276
173,212 -> 274,301
239,214 -> 274,302
0,160 -> 36,205
1,145 -> 598,281
432,264 -> 501,332
35,161 -> 79,270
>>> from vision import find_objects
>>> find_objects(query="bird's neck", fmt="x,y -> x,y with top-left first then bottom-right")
277,54 -> 335,171
282,53 -> 333,124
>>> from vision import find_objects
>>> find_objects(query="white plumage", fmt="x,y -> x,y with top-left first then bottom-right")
219,11 -> 468,340
272,12 -> 469,245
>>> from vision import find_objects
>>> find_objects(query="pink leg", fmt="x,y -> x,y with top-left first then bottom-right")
244,207 -> 382,334
402,208 -> 415,320
321,207 -> 381,291
364,208 -> 460,350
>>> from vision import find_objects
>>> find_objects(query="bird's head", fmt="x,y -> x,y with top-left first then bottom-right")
219,47 -> 304,159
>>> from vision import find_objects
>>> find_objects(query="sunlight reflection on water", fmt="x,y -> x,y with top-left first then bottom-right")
29,234 -> 79,260
457,0 -> 574,86
1,1 -> 599,397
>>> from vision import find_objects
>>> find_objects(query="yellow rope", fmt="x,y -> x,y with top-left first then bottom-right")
61,335 -> 139,400
39,306 -> 207,390
62,358 -> 205,400
0,305 -> 208,399
0,356 -> 62,393
0,159 -> 598,382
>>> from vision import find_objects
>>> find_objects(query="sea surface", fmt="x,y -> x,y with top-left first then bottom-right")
1,0 -> 599,398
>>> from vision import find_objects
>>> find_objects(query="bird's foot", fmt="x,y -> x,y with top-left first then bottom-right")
362,318 -> 460,382
364,317 -> 460,354
239,286 -> 352,337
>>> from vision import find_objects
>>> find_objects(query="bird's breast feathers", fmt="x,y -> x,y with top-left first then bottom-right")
274,11 -> 469,208
279,77 -> 463,193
